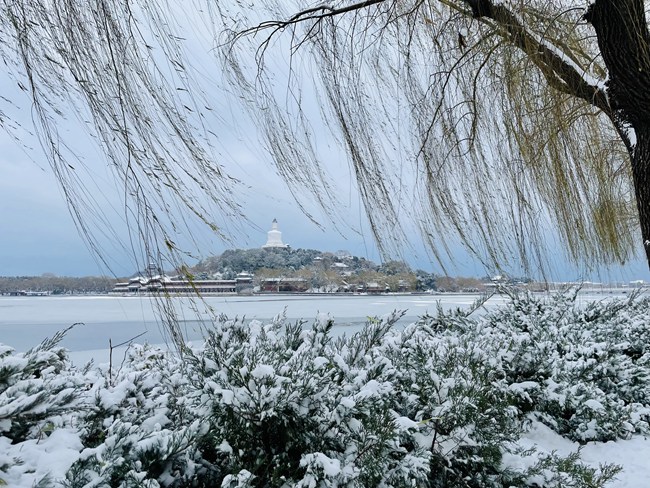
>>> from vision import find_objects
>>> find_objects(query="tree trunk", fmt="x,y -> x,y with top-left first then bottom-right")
632,129 -> 650,267
586,0 -> 650,268
585,0 -> 650,125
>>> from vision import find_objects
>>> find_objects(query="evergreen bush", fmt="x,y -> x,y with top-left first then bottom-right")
4,290 -> 649,486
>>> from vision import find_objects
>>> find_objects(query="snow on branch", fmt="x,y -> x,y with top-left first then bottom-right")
466,0 -> 610,113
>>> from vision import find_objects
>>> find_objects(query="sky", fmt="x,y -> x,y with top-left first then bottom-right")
1,6 -> 650,283
3,135 -> 650,283
0,116 -> 505,280
1,98 -> 648,283
0,117 -> 391,278
0,135 -> 370,277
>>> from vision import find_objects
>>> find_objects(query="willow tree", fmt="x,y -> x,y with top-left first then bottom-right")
2,0 -> 650,275
1,0 -> 245,276
219,0 -> 650,273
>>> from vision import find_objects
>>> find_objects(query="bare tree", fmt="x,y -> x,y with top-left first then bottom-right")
219,0 -> 650,273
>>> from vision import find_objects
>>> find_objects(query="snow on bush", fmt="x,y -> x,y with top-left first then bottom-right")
3,290 -> 649,486
466,289 -> 650,442
0,328 -> 87,486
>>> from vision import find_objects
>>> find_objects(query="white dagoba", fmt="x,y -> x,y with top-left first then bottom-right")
262,218 -> 288,248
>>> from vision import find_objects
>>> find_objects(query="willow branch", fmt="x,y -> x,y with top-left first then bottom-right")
465,0 -> 610,114
233,0 -> 387,42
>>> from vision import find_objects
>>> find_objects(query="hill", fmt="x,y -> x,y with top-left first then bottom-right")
190,248 -> 431,293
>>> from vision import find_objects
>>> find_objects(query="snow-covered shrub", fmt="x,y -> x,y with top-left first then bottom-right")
168,302 -> 623,487
471,290 -> 650,442
0,327 -> 84,443
0,328 -> 88,487
384,322 -> 523,488
506,448 -> 622,488
182,312 -> 432,487
5,290 -> 647,487
64,344 -> 208,488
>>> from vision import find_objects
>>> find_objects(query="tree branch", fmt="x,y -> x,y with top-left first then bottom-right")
234,0 -> 387,41
466,0 -> 611,115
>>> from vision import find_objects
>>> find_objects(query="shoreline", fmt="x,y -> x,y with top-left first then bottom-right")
2,285 -> 646,299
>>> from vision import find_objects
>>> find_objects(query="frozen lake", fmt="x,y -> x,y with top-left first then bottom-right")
0,290 -> 633,362
0,293 -> 508,352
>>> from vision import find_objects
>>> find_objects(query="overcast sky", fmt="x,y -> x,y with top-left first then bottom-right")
0,132 -> 373,277
1,107 -> 647,282
1,6 -> 649,283
0,110 -> 395,278
0,116 -> 501,280
3,133 -> 649,283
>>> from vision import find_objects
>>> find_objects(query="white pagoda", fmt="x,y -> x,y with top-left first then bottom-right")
262,218 -> 288,248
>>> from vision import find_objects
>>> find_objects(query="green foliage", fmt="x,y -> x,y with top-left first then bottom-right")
192,248 -> 423,292
5,291 -> 650,487
195,248 -> 325,274
479,290 -> 650,442
521,450 -> 622,488
194,248 -> 380,276
0,327 -> 83,444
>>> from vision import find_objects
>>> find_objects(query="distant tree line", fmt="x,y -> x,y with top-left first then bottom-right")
194,248 -> 326,276
193,248 -> 378,277
0,275 -> 116,295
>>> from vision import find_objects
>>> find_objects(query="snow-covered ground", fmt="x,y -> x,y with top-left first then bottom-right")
4,421 -> 648,487
3,354 -> 649,487
515,422 -> 650,487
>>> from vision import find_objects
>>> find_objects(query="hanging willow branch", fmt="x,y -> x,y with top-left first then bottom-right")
1,0 -> 647,282
1,0 -> 246,277
218,0 -> 642,274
